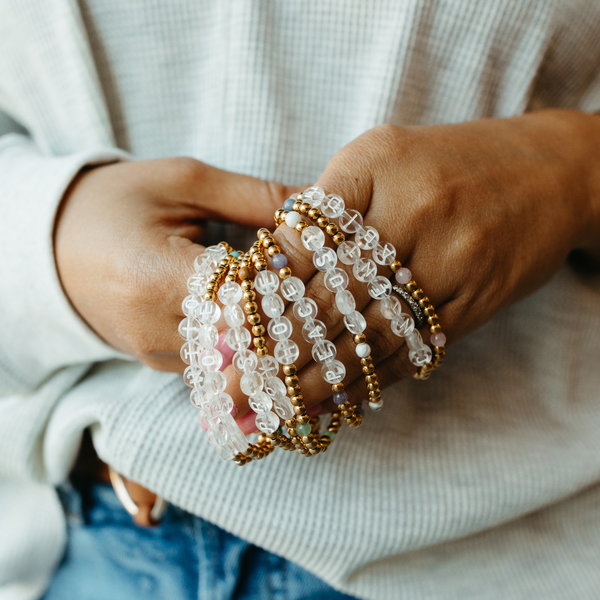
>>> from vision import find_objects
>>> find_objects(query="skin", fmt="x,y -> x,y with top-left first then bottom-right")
55,109 -> 600,433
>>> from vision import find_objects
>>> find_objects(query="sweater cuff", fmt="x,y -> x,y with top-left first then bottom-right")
0,134 -> 131,392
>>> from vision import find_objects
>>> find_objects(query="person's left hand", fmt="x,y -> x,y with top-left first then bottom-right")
231,109 -> 600,428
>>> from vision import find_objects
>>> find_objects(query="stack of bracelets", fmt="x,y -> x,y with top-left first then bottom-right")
179,187 -> 447,465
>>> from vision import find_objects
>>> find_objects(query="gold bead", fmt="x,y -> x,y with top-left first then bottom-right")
256,346 -> 269,358
287,385 -> 302,397
406,281 -> 418,292
294,405 -> 307,416
299,203 -> 311,214
285,419 -> 296,428
297,414 -> 310,424
412,288 -> 425,300
308,208 -> 321,220
263,239 -> 275,250
423,305 -> 436,317
317,216 -> 329,228
290,395 -> 304,406
285,375 -> 299,387
389,260 -> 402,272
325,223 -> 338,236
274,208 -> 286,223
206,283 -> 216,292
241,279 -> 254,291
354,333 -> 366,345
365,374 -> 377,384
253,336 -> 267,348
247,313 -> 261,326
258,228 -> 271,241
430,324 -> 441,335
283,364 -> 297,376
252,324 -> 265,337
367,383 -> 380,393
362,364 -> 374,375
267,246 -> 279,257
203,292 -> 214,301
332,382 -> 344,393
224,276 -> 235,282
332,232 -> 345,245
255,262 -> 267,271
418,297 -> 430,309
427,315 -> 439,326
279,266 -> 292,279
296,221 -> 308,233
360,357 -> 373,367
243,290 -> 256,302
244,302 -> 258,314
292,201 -> 302,212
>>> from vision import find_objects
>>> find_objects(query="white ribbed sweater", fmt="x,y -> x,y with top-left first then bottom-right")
1,2 -> 600,599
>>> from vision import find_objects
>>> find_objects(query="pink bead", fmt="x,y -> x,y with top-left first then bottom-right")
199,418 -> 209,431
395,267 -> 412,285
430,332 -> 446,347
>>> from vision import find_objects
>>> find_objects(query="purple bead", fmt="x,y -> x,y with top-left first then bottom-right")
283,198 -> 295,212
333,391 -> 348,405
272,253 -> 288,269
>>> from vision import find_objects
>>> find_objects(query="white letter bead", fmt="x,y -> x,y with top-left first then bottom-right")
255,410 -> 280,434
280,277 -> 305,301
264,377 -> 287,398
182,294 -> 200,317
195,300 -> 221,324
321,359 -> 346,384
207,425 -> 236,461
335,290 -> 356,315
301,226 -> 326,251
337,240 -> 361,265
179,317 -> 201,340
353,258 -> 378,283
344,310 -> 367,334
312,340 -> 337,364
301,186 -> 325,208
373,241 -> 396,265
293,297 -> 318,322
302,319 -> 327,343
224,304 -> 245,327
274,340 -> 300,365
285,211 -> 303,228
321,194 -> 346,218
355,226 -> 380,250
187,272 -> 210,295
180,341 -> 201,366
272,396 -> 295,420
380,295 -> 402,319
324,268 -> 349,292
249,391 -> 272,413
205,245 -> 228,261
232,349 -> 258,374
313,247 -> 337,272
409,345 -> 433,367
261,293 -> 285,318
390,314 -> 415,337
217,281 -> 243,305
203,371 -> 227,395
339,209 -> 364,233
254,270 -> 279,295
267,316 -> 293,341
199,348 -> 223,372
197,324 -> 219,348
367,276 -> 392,300
240,371 -> 264,396
355,343 -> 371,358
257,355 -> 279,379
226,326 -> 251,351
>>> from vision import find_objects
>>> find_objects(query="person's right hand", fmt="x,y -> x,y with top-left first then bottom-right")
55,157 -> 299,372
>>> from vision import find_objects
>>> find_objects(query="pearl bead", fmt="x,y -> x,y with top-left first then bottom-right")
355,343 -> 371,358
369,400 -> 383,412
285,211 -> 303,228
395,267 -> 412,285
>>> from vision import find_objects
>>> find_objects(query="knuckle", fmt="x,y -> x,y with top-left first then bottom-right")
263,180 -> 288,207
164,156 -> 205,188
362,311 -> 400,361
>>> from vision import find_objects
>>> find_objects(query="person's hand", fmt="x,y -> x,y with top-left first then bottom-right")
55,157 -> 300,371
231,109 -> 600,428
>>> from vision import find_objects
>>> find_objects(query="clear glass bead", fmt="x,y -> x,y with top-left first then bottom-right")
257,355 -> 279,379
337,240 -> 361,265
254,270 -> 279,295
353,258 -> 377,283
344,310 -> 367,334
180,341 -> 201,366
249,391 -> 273,413
380,295 -> 402,320
274,340 -> 300,365
226,326 -> 251,351
355,226 -> 380,250
187,272 -> 210,295
313,247 -> 337,272
232,349 -> 258,374
367,276 -> 392,300
406,329 -> 423,351
204,245 -> 228,261
335,290 -> 356,315
240,371 -> 264,396
221,414 -> 250,454
264,377 -> 287,398
255,410 -> 280,434
267,316 -> 293,341
191,388 -> 210,409
280,277 -> 305,301
197,324 -> 219,348
183,365 -> 203,388
178,317 -> 201,341
321,194 -> 345,218
321,359 -> 346,384
195,300 -> 221,325
207,424 -> 236,461
224,304 -> 245,327
217,281 -> 243,305
194,253 -> 217,273
373,241 -> 396,265
324,268 -> 349,292
302,319 -> 327,343
339,209 -> 363,233
272,396 -> 295,420
182,294 -> 200,317
301,226 -> 325,251
262,293 -> 284,318
197,348 -> 222,371
301,186 -> 325,208
203,371 -> 227,395
312,340 -> 337,364
390,314 -> 414,337
292,297 -> 318,322
409,345 -> 432,367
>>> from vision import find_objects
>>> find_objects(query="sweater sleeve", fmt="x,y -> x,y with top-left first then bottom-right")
0,132 -> 132,396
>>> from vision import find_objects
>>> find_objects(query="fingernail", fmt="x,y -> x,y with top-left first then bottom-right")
216,333 -> 235,369
307,403 -> 322,416
237,411 -> 258,436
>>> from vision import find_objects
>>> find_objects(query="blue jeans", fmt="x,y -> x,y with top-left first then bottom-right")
42,476 -> 356,600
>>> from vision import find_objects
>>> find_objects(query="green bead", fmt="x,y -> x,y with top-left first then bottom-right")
296,423 -> 311,437
322,431 -> 336,442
